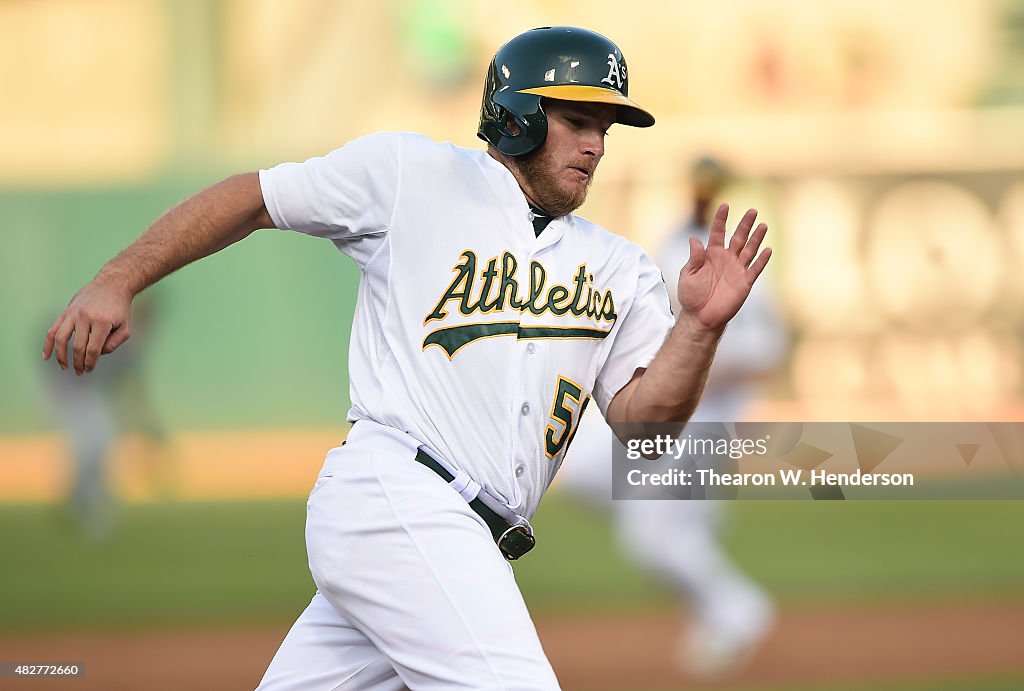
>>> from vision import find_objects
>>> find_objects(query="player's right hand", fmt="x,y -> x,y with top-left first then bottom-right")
42,279 -> 134,375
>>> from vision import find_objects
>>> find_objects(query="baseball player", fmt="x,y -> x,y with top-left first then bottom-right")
559,157 -> 787,677
40,294 -> 168,539
42,27 -> 772,690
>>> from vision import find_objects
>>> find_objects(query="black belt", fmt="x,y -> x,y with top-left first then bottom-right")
414,450 -> 535,560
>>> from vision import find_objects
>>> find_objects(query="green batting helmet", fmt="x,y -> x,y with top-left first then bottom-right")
477,26 -> 655,157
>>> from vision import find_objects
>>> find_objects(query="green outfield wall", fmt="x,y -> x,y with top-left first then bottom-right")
0,180 -> 360,434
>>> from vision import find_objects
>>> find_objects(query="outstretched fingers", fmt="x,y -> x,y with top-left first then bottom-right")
738,222 -> 768,267
727,209 -> 759,255
708,203 -> 729,248
748,247 -> 772,280
684,236 -> 706,273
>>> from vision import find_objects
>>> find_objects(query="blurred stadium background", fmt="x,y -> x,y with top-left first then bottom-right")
1,1 -> 1023,689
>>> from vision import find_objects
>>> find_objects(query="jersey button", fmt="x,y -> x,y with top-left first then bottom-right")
526,343 -> 536,354
527,211 -> 536,221
520,403 -> 531,416
515,465 -> 525,477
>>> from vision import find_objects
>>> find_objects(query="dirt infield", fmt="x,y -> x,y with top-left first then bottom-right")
2,602 -> 1022,690
539,603 -> 1024,688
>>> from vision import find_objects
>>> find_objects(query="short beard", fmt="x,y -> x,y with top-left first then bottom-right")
511,149 -> 592,218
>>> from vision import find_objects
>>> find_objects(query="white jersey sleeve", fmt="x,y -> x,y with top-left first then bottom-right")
656,230 -> 690,315
258,132 -> 404,267
592,251 -> 674,416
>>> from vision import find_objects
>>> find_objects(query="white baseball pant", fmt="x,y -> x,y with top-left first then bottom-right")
256,421 -> 560,690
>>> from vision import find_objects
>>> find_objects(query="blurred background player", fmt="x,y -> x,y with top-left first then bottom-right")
559,156 -> 788,677
40,295 -> 171,538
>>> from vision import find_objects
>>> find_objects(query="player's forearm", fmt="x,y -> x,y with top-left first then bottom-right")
93,173 -> 272,296
618,314 -> 724,426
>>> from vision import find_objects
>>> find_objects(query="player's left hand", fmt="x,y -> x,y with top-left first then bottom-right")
677,204 -> 771,331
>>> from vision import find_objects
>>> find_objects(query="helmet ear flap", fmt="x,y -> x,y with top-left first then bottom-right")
493,105 -> 520,138
479,90 -> 547,156
493,105 -> 516,138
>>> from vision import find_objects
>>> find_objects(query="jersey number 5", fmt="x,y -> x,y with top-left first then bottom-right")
545,376 -> 591,458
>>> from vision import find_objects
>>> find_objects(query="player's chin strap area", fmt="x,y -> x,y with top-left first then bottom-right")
413,449 -> 536,560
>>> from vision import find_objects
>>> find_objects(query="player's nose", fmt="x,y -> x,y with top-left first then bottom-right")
580,130 -> 605,159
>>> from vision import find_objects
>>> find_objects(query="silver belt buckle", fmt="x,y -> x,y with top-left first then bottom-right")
497,521 -> 536,560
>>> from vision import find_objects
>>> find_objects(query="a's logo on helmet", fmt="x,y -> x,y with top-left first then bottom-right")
600,53 -> 625,91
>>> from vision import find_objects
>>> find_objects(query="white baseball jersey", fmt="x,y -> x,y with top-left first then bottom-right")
259,131 -> 673,518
